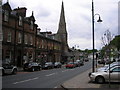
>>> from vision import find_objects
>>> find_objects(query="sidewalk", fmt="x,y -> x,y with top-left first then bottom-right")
61,66 -> 120,89
61,68 -> 100,88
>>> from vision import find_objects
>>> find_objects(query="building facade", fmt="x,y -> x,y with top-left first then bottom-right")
2,1 -> 69,67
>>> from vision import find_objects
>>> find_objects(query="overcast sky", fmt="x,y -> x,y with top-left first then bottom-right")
3,0 -> 119,50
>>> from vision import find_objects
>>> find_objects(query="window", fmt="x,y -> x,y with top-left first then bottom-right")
112,67 -> 120,72
19,16 -> 22,26
24,34 -> 28,44
4,10 -> 9,22
18,32 -> 22,43
30,20 -> 33,30
0,33 -> 3,41
42,40 -> 44,48
7,31 -> 11,42
5,50 -> 11,62
30,36 -> 33,45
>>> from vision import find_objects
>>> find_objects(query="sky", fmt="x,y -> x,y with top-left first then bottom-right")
2,0 -> 119,50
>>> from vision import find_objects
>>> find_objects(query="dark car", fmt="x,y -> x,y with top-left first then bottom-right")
74,61 -> 80,67
23,62 -> 41,72
1,64 -> 17,75
79,60 -> 84,66
76,60 -> 84,66
42,62 -> 54,69
54,62 -> 62,68
84,58 -> 89,62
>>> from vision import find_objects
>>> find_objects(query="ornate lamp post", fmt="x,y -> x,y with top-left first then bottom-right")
92,0 -> 102,72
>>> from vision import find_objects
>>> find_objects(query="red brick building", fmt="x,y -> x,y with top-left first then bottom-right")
2,2 -> 62,67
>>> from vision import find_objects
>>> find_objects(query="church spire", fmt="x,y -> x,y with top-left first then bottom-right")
57,1 -> 67,34
32,11 -> 34,16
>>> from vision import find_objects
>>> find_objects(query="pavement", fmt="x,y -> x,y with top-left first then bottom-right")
60,66 -> 120,90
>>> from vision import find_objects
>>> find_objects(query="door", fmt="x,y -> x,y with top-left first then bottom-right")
110,66 -> 120,82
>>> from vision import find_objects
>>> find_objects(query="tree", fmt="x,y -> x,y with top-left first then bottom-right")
101,29 -> 114,59
110,35 -> 120,50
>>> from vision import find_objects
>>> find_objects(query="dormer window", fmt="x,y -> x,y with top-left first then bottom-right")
30,20 -> 33,30
19,16 -> 22,26
4,10 -> 9,22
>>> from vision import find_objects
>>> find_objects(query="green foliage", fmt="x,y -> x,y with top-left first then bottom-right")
110,35 -> 120,50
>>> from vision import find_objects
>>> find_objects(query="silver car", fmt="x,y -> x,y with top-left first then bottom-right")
97,62 -> 120,72
1,64 -> 17,75
89,65 -> 120,83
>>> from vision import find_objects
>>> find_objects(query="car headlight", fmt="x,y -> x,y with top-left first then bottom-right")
90,73 -> 96,77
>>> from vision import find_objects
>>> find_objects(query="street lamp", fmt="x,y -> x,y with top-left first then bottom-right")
92,0 -> 102,72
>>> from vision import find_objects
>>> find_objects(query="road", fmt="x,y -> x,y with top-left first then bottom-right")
2,60 -> 92,89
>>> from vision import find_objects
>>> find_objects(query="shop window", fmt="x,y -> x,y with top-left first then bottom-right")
5,50 -> 11,63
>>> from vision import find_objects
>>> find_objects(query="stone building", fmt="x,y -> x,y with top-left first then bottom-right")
2,1 -> 70,67
2,2 -> 38,67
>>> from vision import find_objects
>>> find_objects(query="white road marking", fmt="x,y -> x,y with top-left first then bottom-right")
45,73 -> 56,77
13,77 -> 39,84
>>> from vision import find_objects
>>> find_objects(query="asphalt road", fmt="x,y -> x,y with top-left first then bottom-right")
2,60 -> 92,89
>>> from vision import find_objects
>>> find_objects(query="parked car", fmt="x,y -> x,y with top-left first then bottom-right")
23,62 -> 41,72
74,61 -> 80,67
54,62 -> 62,68
42,62 -> 54,69
1,63 -> 17,75
65,62 -> 76,68
84,58 -> 89,62
79,60 -> 84,66
97,62 -> 120,72
89,65 -> 120,83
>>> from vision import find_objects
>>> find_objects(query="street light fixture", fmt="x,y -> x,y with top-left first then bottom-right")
92,0 -> 102,72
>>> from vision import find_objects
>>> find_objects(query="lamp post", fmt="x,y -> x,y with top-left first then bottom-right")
92,0 -> 102,72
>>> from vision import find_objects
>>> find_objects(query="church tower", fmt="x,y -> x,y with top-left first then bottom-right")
57,1 -> 68,52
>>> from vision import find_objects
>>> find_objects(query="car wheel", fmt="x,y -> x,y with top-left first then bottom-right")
95,76 -> 105,84
12,69 -> 17,74
38,67 -> 41,71
31,67 -> 35,72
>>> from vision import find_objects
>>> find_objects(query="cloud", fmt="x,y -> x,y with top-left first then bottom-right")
2,0 -> 119,50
